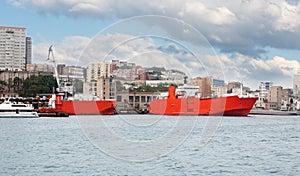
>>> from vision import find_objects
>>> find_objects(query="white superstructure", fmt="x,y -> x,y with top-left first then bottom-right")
0,101 -> 38,118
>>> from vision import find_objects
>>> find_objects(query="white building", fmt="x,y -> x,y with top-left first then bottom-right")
57,64 -> 86,82
256,81 -> 273,108
0,26 -> 27,71
258,81 -> 273,99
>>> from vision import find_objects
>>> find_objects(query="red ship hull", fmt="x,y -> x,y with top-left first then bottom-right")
38,95 -> 116,115
61,100 -> 116,115
149,86 -> 257,116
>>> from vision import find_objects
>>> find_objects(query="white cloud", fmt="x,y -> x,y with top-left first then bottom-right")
32,33 -> 300,90
9,0 -> 300,89
220,53 -> 300,89
33,36 -> 90,65
9,0 -> 300,56
272,1 -> 300,32
181,1 -> 236,25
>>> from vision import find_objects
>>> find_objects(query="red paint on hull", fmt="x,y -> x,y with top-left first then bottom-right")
149,86 -> 257,116
61,100 -> 116,115
39,95 -> 116,115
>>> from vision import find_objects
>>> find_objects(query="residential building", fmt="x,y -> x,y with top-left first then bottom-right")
83,77 -> 115,100
0,26 -> 27,71
191,77 -> 211,98
87,61 -> 111,81
266,86 -> 282,110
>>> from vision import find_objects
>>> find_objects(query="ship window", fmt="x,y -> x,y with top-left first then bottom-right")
12,104 -> 27,107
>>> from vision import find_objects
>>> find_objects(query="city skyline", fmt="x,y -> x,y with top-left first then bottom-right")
1,1 -> 300,89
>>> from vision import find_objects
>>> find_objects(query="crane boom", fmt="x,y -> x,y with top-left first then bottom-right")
47,45 -> 60,88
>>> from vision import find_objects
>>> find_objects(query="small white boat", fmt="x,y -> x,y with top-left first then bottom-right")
0,101 -> 39,118
250,108 -> 300,116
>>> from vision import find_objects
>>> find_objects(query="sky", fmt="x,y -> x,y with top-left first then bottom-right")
1,0 -> 300,89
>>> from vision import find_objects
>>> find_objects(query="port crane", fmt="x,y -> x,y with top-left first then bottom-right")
46,45 -> 73,95
47,45 -> 60,89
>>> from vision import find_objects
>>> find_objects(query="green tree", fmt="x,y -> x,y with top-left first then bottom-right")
13,77 -> 23,93
20,75 -> 58,97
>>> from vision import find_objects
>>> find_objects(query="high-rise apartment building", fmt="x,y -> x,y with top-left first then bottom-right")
0,26 -> 26,71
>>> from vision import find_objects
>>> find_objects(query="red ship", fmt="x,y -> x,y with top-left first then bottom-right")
149,85 -> 257,116
38,45 -> 116,116
38,94 -> 116,115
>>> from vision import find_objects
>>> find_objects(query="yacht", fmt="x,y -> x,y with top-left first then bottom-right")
0,101 -> 39,118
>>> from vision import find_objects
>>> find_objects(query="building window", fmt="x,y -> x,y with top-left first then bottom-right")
117,95 -> 122,102
135,96 -> 140,102
141,96 -> 145,103
147,96 -> 152,102
129,96 -> 133,102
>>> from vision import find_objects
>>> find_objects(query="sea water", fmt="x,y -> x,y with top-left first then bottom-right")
0,115 -> 299,176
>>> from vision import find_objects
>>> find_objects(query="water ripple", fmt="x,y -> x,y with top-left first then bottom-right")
0,115 -> 299,175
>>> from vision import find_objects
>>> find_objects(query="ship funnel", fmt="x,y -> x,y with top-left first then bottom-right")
168,85 -> 176,99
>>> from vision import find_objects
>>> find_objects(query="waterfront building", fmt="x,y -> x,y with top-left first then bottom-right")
0,26 -> 27,71
256,81 -> 273,108
266,86 -> 283,110
281,88 -> 294,111
115,91 -> 159,112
